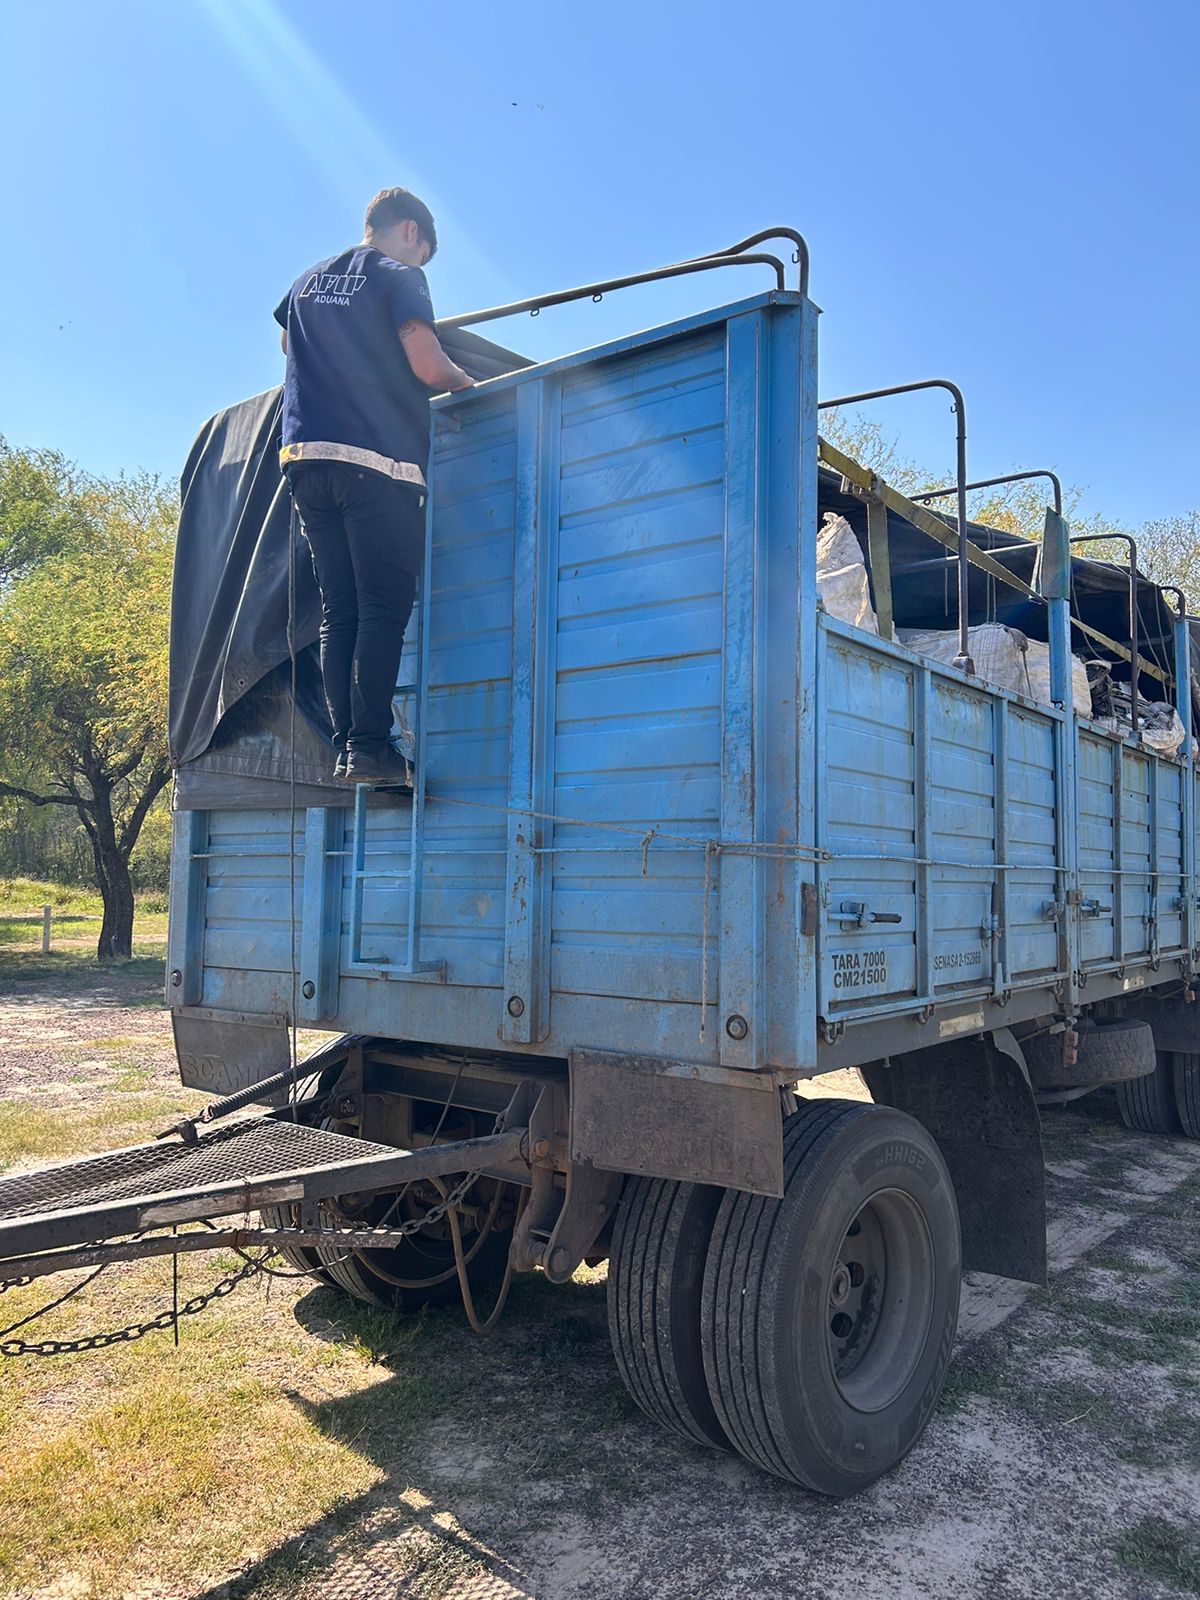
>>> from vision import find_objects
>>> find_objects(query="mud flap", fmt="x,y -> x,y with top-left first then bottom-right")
569,1049 -> 784,1198
862,1036 -> 1047,1285
172,1006 -> 290,1098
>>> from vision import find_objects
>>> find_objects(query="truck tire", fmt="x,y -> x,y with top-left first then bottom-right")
1116,1052 -> 1181,1136
607,1177 -> 729,1452
1024,1018 -> 1156,1091
314,1178 -> 514,1314
1170,1052 -> 1200,1139
701,1099 -> 960,1496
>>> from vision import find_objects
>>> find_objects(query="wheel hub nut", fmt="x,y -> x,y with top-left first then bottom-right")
830,1264 -> 851,1306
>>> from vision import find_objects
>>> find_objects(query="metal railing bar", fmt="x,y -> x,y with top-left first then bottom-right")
910,469 -> 1063,518
819,380 -> 971,672
1069,533 -> 1141,733
439,252 -> 787,332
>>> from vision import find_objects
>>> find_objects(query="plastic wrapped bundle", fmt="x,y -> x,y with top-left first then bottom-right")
898,622 -> 1092,716
816,514 -> 878,635
1094,682 -> 1188,755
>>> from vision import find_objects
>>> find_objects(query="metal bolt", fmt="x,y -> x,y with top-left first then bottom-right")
301,980 -> 316,1000
337,1096 -> 357,1117
170,969 -> 182,988
507,995 -> 525,1018
530,1136 -> 551,1161
725,1013 -> 749,1040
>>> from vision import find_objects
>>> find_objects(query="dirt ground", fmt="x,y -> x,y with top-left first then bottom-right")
0,965 -> 1198,1600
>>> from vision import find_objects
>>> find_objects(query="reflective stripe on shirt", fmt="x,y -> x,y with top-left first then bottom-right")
279,440 -> 427,488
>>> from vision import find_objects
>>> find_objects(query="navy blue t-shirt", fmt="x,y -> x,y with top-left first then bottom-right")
274,245 -> 436,475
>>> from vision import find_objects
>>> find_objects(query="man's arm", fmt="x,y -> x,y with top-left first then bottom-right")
398,321 -> 474,393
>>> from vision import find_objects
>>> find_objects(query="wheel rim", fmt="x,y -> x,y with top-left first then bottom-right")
826,1187 -> 936,1413
332,1178 -> 508,1291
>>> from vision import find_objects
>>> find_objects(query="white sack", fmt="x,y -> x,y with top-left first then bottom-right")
898,622 -> 1092,716
1098,701 -> 1188,756
816,514 -> 878,636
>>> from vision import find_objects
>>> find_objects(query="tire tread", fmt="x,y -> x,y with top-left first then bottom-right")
1116,1053 -> 1181,1135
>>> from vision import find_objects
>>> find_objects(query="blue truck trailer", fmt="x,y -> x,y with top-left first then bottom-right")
2,230 -> 1198,1494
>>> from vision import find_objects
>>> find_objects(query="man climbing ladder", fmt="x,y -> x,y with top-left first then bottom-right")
275,186 -> 474,786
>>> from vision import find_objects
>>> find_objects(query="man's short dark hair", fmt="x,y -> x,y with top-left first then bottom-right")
365,188 -> 437,256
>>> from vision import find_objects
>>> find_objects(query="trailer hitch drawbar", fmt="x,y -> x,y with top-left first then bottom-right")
0,1122 -> 530,1264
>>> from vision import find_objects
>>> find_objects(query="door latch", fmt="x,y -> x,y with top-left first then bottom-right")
829,900 -> 903,929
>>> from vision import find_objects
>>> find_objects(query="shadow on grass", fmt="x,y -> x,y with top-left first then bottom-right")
0,947 -> 166,994
190,1272 -> 647,1600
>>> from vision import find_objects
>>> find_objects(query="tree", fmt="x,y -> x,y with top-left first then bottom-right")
0,456 -> 175,958
1132,511 -> 1200,596
0,436 -> 88,585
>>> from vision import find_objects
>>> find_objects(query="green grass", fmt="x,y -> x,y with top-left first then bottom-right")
1117,1517 -> 1200,1595
0,1065 -> 635,1600
0,876 -> 168,960
0,1254 -> 635,1600
0,946 -> 166,989
0,1091 -> 206,1172
0,876 -> 169,917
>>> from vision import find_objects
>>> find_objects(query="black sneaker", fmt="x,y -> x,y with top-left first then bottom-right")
345,744 -> 414,788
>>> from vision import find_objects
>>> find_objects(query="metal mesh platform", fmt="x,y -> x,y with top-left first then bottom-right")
0,1118 -> 398,1223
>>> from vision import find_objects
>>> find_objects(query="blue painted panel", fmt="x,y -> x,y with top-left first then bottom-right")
1004,710 -> 1059,977
1077,733 -> 1118,966
820,633 -> 919,1014
1120,752 -> 1152,959
1157,762 -> 1186,952
816,621 -> 1074,1017
198,808 -> 303,989
550,331 -> 727,1009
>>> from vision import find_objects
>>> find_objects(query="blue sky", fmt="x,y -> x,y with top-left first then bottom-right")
1,0 -> 1195,528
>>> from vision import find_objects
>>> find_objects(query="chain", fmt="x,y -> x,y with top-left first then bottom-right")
318,1166 -> 482,1253
0,1276 -> 29,1295
0,1252 -> 269,1359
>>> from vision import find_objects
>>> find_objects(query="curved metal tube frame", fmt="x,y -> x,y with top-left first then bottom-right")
910,469 -> 1063,520
686,226 -> 811,296
439,251 -> 787,332
1069,533 -> 1141,733
1160,585 -> 1187,621
819,379 -> 971,671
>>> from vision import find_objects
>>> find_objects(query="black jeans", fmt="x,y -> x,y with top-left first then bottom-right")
287,461 -> 424,753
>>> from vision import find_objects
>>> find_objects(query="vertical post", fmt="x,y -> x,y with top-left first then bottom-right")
1112,742 -> 1124,968
501,376 -> 559,1044
865,493 -> 894,640
165,809 -> 208,1007
951,395 -> 971,674
992,701 -> 1009,997
794,297 -> 821,1073
765,295 -> 814,1072
914,665 -> 932,1006
41,905 -> 51,954
299,806 -> 344,1023
1174,611 -> 1195,968
1038,507 -> 1079,1005
406,486 -> 440,974
717,309 -> 769,1065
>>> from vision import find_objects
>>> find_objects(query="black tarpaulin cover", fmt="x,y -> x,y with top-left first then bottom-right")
170,328 -> 532,808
